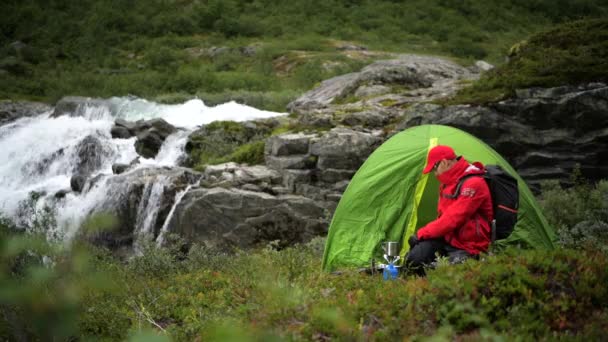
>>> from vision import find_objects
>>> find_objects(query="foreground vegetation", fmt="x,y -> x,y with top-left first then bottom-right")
2,1 -> 607,108
1,177 -> 607,341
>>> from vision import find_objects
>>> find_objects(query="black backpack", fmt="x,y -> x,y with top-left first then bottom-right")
445,165 -> 519,241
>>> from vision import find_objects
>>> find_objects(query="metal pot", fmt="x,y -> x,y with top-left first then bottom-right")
382,241 -> 399,257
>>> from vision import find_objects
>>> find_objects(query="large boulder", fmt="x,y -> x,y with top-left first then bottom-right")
310,127 -> 382,170
357,55 -> 471,88
184,120 -> 271,166
163,187 -> 329,249
80,166 -> 202,249
287,54 -> 474,114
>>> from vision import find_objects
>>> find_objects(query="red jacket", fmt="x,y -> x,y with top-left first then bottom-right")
417,157 -> 493,255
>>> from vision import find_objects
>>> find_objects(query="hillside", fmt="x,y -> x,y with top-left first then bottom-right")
1,0 -> 608,108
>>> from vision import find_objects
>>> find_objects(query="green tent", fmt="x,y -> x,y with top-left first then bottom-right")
322,124 -> 556,272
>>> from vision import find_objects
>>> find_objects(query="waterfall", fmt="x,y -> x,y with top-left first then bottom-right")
0,96 -> 286,242
133,175 -> 170,246
156,184 -> 194,247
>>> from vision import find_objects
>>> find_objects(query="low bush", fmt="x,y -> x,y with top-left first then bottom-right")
446,19 -> 608,105
540,177 -> 608,252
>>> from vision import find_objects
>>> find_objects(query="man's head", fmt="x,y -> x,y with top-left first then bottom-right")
422,145 -> 457,175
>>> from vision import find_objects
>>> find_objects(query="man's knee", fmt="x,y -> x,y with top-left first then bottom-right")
406,239 -> 444,267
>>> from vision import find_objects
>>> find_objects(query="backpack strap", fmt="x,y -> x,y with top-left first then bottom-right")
441,174 -> 481,199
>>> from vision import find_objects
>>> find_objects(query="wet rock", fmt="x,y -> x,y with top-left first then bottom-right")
0,100 -> 52,126
112,163 -> 130,175
52,96 -> 109,118
133,118 -> 177,159
111,126 -> 132,139
54,189 -> 70,199
82,167 -> 202,249
74,135 -> 114,176
70,173 -> 87,193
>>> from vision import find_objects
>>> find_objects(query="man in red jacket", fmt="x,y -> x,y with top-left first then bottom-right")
405,145 -> 493,275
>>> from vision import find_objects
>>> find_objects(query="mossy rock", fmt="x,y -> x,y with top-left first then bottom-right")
447,19 -> 608,105
186,121 -> 272,168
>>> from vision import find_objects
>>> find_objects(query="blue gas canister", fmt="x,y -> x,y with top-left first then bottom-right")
383,263 -> 398,280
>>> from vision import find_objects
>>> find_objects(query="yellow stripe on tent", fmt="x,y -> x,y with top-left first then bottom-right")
400,137 -> 438,260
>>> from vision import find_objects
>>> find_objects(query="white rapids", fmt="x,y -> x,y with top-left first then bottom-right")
0,97 -> 286,241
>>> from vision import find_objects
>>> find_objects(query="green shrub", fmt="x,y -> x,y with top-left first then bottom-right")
228,140 -> 266,165
539,177 -> 608,252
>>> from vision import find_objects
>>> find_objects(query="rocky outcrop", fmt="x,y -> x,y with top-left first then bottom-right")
287,54 -> 475,115
184,120 -> 274,166
163,187 -> 328,250
287,73 -> 361,113
264,128 -> 382,204
394,83 -> 608,189
0,100 -> 52,126
81,167 -> 202,249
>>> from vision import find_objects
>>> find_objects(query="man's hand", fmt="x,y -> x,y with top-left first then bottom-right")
408,234 -> 420,249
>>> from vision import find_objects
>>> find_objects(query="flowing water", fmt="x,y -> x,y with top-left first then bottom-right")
0,97 -> 285,241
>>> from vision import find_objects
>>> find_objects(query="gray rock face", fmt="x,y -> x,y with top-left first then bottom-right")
354,85 -> 392,98
265,133 -> 315,156
358,55 -> 469,87
0,100 -> 52,126
394,83 -> 608,189
164,187 -> 328,249
311,127 -> 382,170
287,54 -> 474,114
263,127 -> 381,202
202,163 -> 282,190
340,110 -> 389,128
287,73 -> 361,113
82,167 -> 202,249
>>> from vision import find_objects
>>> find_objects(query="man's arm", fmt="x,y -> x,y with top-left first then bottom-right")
417,177 -> 487,239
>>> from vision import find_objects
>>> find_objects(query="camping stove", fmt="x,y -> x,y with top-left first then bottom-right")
369,241 -> 401,276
